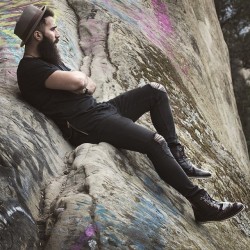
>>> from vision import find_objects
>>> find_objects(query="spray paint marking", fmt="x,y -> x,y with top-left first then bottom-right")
71,224 -> 98,250
151,0 -> 173,34
87,0 -> 190,76
0,0 -> 52,66
0,1 -> 49,45
0,205 -> 35,226
89,0 -> 173,51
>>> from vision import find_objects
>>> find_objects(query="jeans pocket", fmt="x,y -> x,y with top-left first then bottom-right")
67,121 -> 89,136
66,121 -> 90,146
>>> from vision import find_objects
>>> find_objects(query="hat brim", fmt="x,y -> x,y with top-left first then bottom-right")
20,5 -> 47,47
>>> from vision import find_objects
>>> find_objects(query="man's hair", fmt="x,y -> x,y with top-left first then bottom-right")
25,7 -> 54,45
36,8 -> 54,31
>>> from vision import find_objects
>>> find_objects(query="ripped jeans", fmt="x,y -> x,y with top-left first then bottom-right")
69,84 -> 200,198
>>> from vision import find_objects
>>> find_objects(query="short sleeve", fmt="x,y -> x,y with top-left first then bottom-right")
17,58 -> 59,89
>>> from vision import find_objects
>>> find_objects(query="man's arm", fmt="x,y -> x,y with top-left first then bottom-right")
45,70 -> 96,94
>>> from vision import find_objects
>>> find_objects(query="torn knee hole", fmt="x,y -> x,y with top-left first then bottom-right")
149,82 -> 166,93
153,133 -> 173,157
154,133 -> 165,144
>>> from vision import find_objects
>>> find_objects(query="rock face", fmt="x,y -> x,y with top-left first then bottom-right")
0,0 -> 250,249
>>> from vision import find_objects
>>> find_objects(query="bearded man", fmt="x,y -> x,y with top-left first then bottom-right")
14,5 -> 245,223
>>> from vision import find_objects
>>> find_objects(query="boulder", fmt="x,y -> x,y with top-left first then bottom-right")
0,0 -> 249,249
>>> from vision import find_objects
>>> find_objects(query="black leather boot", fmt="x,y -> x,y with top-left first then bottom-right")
189,189 -> 245,223
170,144 -> 212,178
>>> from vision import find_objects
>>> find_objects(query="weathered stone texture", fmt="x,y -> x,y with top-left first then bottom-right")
0,0 -> 249,249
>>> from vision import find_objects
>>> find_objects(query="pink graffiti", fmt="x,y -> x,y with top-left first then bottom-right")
85,224 -> 96,237
151,0 -> 173,34
92,0 -> 173,46
71,224 -> 98,250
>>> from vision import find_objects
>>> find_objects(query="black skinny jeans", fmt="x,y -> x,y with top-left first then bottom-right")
68,84 -> 200,198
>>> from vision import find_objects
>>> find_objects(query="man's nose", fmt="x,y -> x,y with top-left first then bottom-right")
55,29 -> 60,38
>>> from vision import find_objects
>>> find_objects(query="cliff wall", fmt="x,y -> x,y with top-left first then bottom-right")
0,0 -> 249,249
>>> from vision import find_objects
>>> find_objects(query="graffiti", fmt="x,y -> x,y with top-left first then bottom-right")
95,204 -> 117,222
87,0 -> 190,76
71,224 -> 98,250
6,205 -> 34,223
0,202 -> 35,248
0,0 -> 52,65
0,213 -> 7,225
89,0 -> 173,49
0,204 -> 35,224
151,0 -> 173,34
74,199 -> 91,211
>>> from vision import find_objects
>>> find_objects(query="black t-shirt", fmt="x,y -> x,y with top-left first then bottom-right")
17,58 -> 116,132
17,58 -> 98,120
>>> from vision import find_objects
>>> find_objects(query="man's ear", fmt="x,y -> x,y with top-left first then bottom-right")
33,31 -> 43,42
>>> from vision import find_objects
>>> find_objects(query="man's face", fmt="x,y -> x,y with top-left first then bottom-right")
42,16 -> 60,44
37,16 -> 61,65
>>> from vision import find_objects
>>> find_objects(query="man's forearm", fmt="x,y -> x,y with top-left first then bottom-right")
45,70 -> 88,91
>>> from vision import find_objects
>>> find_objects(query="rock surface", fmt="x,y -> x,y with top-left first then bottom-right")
0,0 -> 249,249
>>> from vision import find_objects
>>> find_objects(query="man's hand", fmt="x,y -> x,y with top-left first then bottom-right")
72,76 -> 96,95
85,77 -> 96,95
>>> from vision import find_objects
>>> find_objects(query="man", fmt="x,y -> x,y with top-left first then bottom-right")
14,5 -> 245,223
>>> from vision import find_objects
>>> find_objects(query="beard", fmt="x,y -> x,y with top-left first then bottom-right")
37,35 -> 62,65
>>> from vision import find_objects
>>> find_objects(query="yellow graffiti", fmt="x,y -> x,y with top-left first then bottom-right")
0,37 -> 5,47
0,0 -> 52,47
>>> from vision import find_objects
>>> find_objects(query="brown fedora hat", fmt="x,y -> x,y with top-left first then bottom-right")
14,5 -> 46,47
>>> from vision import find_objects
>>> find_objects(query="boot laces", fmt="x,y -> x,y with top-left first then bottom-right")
177,145 -> 194,170
178,145 -> 186,159
200,193 -> 221,210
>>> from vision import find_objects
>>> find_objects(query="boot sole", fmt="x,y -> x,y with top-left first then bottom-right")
188,175 -> 212,179
196,204 -> 245,224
